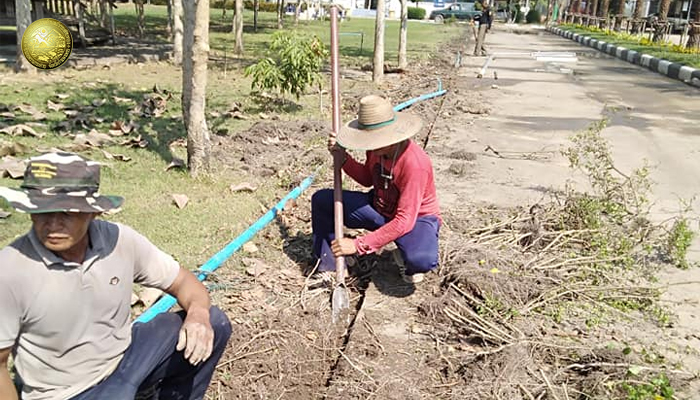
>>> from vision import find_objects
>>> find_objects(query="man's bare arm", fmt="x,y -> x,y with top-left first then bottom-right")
0,347 -> 18,400
165,268 -> 214,366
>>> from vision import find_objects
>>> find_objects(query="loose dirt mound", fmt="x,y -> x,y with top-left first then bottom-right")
212,120 -> 329,185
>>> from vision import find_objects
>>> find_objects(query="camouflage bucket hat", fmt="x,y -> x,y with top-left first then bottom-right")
0,152 -> 123,214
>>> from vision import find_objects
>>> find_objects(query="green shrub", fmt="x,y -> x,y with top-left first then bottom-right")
243,0 -> 279,12
526,8 -> 541,24
407,7 -> 426,20
244,31 -> 328,99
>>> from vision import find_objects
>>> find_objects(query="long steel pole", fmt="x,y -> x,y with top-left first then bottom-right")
330,6 -> 346,287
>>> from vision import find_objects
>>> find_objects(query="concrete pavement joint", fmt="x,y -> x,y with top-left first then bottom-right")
547,26 -> 700,88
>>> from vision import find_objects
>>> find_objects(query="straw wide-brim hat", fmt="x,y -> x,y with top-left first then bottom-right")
0,152 -> 123,214
338,95 -> 423,151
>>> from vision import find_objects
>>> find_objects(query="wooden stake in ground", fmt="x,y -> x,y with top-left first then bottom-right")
14,0 -> 33,73
233,0 -> 244,55
398,0 -> 408,69
172,0 -> 184,65
182,0 -> 211,176
373,0 -> 386,83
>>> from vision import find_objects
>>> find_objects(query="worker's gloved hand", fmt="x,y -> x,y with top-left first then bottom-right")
176,308 -> 215,366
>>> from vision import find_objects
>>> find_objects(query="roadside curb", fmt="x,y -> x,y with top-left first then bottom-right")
546,26 -> 700,88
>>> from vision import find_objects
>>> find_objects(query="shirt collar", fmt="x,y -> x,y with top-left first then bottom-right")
28,220 -> 105,269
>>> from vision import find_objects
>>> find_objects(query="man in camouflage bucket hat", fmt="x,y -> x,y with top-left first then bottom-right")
0,152 -> 123,214
0,152 -> 232,400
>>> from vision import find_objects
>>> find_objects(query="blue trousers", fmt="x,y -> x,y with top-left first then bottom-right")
311,189 -> 440,276
70,306 -> 232,400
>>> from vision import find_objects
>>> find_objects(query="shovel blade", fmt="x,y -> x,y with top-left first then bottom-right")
331,285 -> 350,324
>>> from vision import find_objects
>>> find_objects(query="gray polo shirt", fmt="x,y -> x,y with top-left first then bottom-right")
0,220 -> 180,400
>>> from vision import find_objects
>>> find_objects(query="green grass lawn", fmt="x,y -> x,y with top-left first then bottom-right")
559,24 -> 700,69
0,5 -> 460,269
112,5 -> 460,66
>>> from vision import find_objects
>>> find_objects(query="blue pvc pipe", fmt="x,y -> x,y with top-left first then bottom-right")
393,79 -> 446,112
134,84 -> 448,324
134,173 -> 317,323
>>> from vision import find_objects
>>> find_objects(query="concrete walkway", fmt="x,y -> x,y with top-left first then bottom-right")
452,26 -> 700,393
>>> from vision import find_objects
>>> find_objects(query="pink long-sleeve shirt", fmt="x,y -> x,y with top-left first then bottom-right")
342,140 -> 440,255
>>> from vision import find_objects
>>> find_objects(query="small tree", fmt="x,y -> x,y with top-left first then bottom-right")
244,31 -> 328,100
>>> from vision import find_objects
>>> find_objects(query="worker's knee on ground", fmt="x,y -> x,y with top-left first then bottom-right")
209,306 -> 232,344
311,188 -> 333,212
403,250 -> 438,273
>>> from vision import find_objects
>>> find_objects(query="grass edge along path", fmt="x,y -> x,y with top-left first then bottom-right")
556,24 -> 700,69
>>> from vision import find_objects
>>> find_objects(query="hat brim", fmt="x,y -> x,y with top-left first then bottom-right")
337,112 -> 423,151
0,187 -> 123,214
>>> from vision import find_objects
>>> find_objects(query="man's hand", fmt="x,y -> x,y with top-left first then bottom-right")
0,347 -> 18,400
331,237 -> 357,257
166,268 -> 215,366
176,307 -> 214,366
328,131 -> 346,154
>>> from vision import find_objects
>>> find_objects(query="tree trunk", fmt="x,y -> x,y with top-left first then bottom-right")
277,0 -> 283,29
234,0 -> 243,54
172,0 -> 183,64
599,0 -> 610,27
135,0 -> 145,37
166,0 -> 173,38
687,23 -> 700,50
373,0 -> 385,83
398,0 -> 407,69
14,0 -> 33,72
294,0 -> 301,26
182,0 -> 211,176
254,0 -> 259,32
631,0 -> 643,33
687,1 -> 700,49
591,0 -> 599,19
614,0 -> 625,31
99,0 -> 107,28
653,0 -> 671,41
75,1 -> 87,47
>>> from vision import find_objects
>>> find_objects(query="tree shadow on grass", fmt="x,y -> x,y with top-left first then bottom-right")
5,81 -> 184,164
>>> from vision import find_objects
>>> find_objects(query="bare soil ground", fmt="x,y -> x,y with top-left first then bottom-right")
202,29 -> 699,399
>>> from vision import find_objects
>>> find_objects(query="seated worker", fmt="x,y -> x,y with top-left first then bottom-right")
311,95 -> 441,284
0,152 -> 232,400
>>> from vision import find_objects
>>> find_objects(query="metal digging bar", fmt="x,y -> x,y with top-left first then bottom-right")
329,4 -> 351,324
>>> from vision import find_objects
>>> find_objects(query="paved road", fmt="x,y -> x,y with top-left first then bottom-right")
446,25 -> 700,393
452,25 -> 700,253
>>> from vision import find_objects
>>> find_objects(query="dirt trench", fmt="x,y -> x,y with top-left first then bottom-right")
202,29 -> 697,399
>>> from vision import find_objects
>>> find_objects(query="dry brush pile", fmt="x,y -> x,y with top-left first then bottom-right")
419,120 -> 696,399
